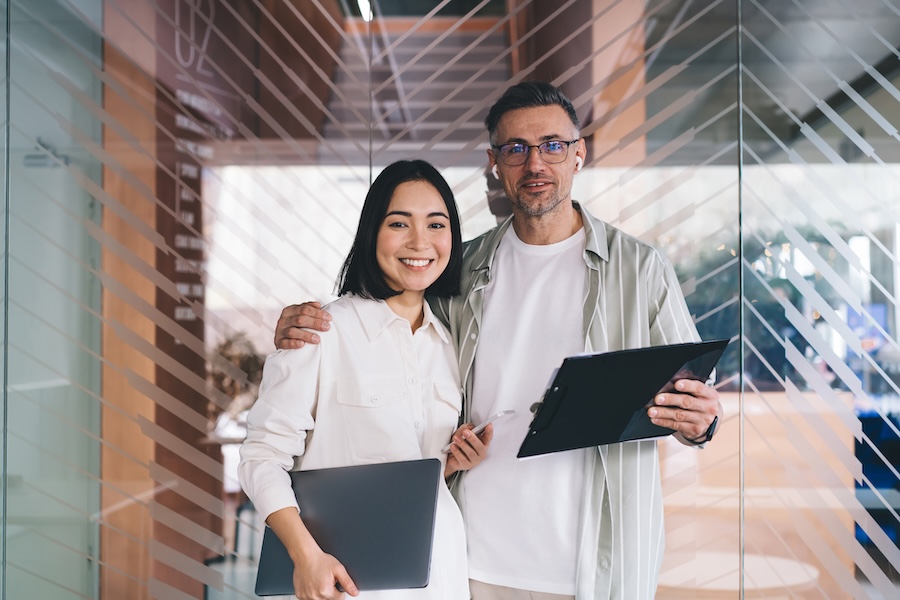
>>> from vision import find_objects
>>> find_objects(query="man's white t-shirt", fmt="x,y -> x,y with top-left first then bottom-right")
463,226 -> 589,595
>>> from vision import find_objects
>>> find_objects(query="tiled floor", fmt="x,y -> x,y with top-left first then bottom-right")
205,553 -> 899,600
207,505 -> 900,599
205,501 -> 265,599
206,557 -> 259,600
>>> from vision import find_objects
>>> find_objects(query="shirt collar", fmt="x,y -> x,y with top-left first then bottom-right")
576,201 -> 609,264
349,295 -> 450,344
467,215 -> 513,275
467,201 -> 610,275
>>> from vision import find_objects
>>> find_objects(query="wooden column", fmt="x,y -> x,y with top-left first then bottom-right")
101,3 -> 158,598
588,0 -> 647,167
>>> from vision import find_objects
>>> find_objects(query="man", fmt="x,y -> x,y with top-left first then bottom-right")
275,81 -> 722,600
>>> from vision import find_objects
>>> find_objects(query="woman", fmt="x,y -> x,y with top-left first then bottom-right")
239,160 -> 490,600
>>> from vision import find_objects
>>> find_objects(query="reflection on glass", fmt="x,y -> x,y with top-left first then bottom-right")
2,0 -> 899,598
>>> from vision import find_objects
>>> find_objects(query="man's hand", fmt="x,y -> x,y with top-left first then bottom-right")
648,378 -> 722,445
444,423 -> 493,478
275,302 -> 333,349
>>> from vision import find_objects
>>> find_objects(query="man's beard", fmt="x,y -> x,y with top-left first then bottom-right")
511,184 -> 564,218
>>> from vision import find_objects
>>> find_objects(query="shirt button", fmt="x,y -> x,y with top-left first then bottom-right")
470,333 -> 477,340
414,421 -> 421,428
370,396 -> 378,404
408,377 -> 416,384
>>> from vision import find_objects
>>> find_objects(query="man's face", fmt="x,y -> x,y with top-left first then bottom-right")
488,105 -> 585,219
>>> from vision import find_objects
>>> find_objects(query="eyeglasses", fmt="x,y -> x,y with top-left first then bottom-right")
491,139 -> 579,166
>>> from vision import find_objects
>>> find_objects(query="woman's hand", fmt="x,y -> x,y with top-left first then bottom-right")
264,507 -> 358,599
444,423 -> 493,478
291,547 -> 358,599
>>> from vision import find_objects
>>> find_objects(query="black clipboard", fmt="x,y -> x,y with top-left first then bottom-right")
517,339 -> 729,458
254,458 -> 441,596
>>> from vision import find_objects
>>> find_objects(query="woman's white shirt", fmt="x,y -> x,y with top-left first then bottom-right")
239,295 -> 467,599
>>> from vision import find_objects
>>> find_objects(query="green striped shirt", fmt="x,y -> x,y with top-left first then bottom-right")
432,202 -> 700,599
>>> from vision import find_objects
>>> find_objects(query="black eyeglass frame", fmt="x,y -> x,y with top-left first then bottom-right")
491,139 -> 580,166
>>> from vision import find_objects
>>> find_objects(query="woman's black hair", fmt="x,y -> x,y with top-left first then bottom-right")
484,81 -> 580,144
337,159 -> 463,299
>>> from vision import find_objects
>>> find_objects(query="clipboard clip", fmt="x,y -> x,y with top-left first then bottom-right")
529,384 -> 565,432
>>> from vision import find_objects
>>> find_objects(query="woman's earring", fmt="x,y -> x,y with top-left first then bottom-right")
491,165 -> 500,180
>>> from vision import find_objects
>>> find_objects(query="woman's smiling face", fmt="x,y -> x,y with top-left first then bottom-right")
376,179 -> 453,297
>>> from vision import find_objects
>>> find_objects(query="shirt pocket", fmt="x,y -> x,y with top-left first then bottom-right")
335,376 -> 420,463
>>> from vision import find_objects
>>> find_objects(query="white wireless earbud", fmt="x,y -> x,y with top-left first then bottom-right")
575,157 -> 583,171
491,164 -> 500,180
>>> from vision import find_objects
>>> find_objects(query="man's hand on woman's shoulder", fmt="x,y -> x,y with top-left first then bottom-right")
275,302 -> 332,349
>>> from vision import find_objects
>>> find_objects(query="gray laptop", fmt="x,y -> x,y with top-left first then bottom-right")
254,458 -> 442,596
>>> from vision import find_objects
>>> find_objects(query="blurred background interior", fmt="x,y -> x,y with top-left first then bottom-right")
3,0 -> 900,598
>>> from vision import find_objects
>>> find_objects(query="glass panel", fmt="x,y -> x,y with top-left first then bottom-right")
4,0 -> 898,598
205,4 -> 513,596
640,2 -> 743,597
0,0 -> 7,595
6,0 -> 102,597
206,1 -> 740,597
742,0 -> 900,597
